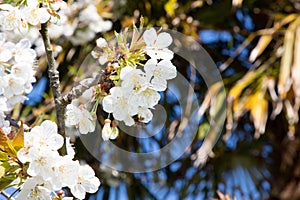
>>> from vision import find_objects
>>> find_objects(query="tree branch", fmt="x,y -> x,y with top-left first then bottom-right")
58,75 -> 101,105
40,22 -> 67,156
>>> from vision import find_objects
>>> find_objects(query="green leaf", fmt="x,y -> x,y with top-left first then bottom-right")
198,122 -> 210,140
109,75 -> 120,81
0,151 -> 8,161
0,176 -> 16,191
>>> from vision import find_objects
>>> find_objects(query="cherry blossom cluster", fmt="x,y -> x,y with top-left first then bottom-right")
0,0 -> 112,56
90,28 -> 177,140
16,120 -> 100,200
48,0 -> 112,45
0,33 -> 36,134
0,0 -> 67,33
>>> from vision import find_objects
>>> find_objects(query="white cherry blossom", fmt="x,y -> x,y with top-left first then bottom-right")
0,35 -> 37,111
69,165 -> 101,200
50,0 -> 68,11
0,4 -> 22,31
50,157 -> 80,190
102,87 -> 138,126
24,120 -> 64,151
144,59 -> 177,91
138,107 -> 154,123
25,147 -> 59,178
5,95 -> 27,110
16,119 -> 100,199
65,104 -> 95,134
21,6 -> 50,26
1,75 -> 25,98
143,28 -> 174,60
11,62 -> 36,93
120,67 -> 149,92
79,4 -> 112,34
13,39 -> 37,64
16,176 -> 52,200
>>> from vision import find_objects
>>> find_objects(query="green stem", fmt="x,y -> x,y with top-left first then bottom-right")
39,22 -> 67,156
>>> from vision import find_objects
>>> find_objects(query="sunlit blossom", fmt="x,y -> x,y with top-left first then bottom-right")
69,165 -> 101,199
144,59 -> 177,91
143,28 -> 174,60
65,104 -> 95,134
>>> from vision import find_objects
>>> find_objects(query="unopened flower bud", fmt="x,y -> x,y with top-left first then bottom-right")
110,127 -> 119,140
96,37 -> 107,48
102,119 -> 112,141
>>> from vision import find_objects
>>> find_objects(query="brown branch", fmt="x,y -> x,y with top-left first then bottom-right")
58,75 -> 101,106
40,22 -> 66,156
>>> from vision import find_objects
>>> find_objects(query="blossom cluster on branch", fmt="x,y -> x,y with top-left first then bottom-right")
0,0 -> 66,33
0,33 -> 36,133
65,27 -> 178,141
0,0 -> 178,199
16,120 -> 100,199
0,0 -> 110,199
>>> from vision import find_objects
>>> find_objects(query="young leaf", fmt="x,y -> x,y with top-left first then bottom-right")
0,129 -> 17,157
0,151 -> 8,161
11,121 -> 24,151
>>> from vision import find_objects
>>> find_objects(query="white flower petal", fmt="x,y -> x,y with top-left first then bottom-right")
158,48 -> 174,60
96,37 -> 107,48
0,49 -> 12,62
158,59 -> 177,80
16,38 -> 31,49
78,117 -> 95,134
151,77 -> 167,91
38,8 -> 50,23
65,104 -> 81,126
102,95 -> 114,113
70,165 -> 100,199
0,4 -> 14,11
70,184 -> 86,200
123,116 -> 135,126
156,32 -> 172,48
82,176 -> 100,193
143,28 -> 157,46
26,0 -> 39,7
138,107 -> 153,123
120,66 -> 133,80
99,55 -> 108,65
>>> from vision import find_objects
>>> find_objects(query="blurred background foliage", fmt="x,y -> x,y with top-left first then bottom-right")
4,0 -> 300,199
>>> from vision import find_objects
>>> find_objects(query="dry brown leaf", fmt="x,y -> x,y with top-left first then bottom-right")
249,34 -> 273,62
278,17 -> 300,98
292,24 -> 300,114
245,91 -> 268,137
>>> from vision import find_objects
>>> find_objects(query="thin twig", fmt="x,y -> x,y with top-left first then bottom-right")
58,75 -> 101,105
39,22 -> 67,156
